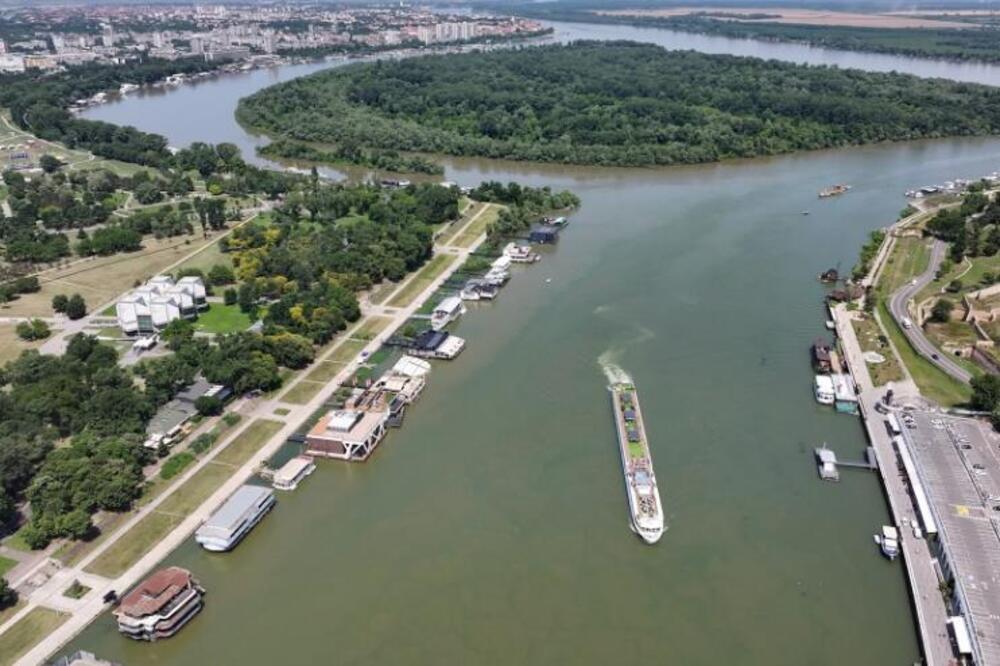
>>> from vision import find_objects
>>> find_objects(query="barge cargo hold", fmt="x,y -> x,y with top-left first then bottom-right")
609,382 -> 665,544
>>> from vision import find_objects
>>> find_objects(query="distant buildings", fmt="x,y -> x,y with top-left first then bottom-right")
116,275 -> 207,335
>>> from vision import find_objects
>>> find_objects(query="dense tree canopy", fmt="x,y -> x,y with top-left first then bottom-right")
238,41 -> 1000,168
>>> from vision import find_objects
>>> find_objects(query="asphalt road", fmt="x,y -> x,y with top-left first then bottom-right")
888,238 -> 973,384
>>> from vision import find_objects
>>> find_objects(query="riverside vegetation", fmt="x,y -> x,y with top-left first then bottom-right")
506,5 -> 1000,64
236,41 -> 1000,168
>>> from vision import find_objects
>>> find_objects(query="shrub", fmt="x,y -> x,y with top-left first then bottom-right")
159,452 -> 196,480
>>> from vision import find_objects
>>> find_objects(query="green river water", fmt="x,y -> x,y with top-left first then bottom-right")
64,22 -> 1000,666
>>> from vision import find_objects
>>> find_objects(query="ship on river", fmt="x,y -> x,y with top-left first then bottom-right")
609,381 -> 664,544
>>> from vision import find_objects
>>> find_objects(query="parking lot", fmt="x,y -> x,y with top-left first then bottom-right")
904,411 -> 1000,665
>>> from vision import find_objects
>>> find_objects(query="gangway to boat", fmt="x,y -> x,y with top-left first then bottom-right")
814,445 -> 877,481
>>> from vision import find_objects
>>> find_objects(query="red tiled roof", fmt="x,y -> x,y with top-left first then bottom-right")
118,566 -> 193,617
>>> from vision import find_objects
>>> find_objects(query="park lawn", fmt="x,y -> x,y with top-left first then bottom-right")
368,281 -> 400,305
351,316 -> 393,341
3,527 -> 33,553
917,254 -> 1000,305
0,555 -> 16,577
194,303 -> 252,334
878,236 -> 931,296
84,511 -> 184,579
155,462 -> 233,516
387,254 -> 456,308
851,315 -> 905,386
0,607 -> 68,666
212,419 -> 283,467
174,236 -> 232,274
0,233 -> 212,318
304,361 -> 346,384
877,303 -> 972,406
453,204 -> 501,248
327,338 -> 369,364
279,380 -> 325,405
0,325 -> 46,366
436,201 -> 482,246
0,600 -> 25,631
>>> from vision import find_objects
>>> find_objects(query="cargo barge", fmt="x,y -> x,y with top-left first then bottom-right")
609,382 -> 665,544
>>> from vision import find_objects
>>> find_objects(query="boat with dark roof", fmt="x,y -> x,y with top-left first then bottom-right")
610,382 -> 664,544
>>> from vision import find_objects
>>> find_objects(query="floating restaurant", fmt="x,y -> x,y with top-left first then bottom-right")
114,567 -> 204,641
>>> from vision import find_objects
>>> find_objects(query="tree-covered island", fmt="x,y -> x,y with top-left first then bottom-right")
237,41 -> 1000,168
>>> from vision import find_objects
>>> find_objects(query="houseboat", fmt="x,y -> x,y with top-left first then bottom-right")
831,373 -> 859,414
407,330 -> 465,360
874,525 -> 900,560
460,279 -> 500,301
610,382 -> 664,545
114,567 -> 204,641
272,456 -> 316,491
814,375 -> 835,405
503,242 -> 540,263
195,485 -> 275,552
430,296 -> 466,331
811,339 -> 833,372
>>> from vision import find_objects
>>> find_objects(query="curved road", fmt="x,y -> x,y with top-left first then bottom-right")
888,238 -> 972,384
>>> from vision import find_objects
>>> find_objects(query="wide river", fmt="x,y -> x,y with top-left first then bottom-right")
68,21 -> 1000,666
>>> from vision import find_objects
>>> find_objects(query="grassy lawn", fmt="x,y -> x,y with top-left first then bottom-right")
273,407 -> 290,416
0,600 -> 25,630
279,380 -> 325,405
851,315 -> 905,386
0,234 -> 213,318
387,254 -> 456,309
173,237 -> 232,274
0,556 -> 16,577
212,419 -> 282,467
326,338 -> 369,364
84,511 -> 184,579
194,303 -> 252,334
436,202 -> 482,246
0,607 -> 68,666
3,527 -> 33,553
99,304 -> 117,316
452,204 -> 501,248
368,281 -> 400,305
351,316 -> 393,341
917,254 -> 1000,305
876,303 -> 972,406
304,361 -> 346,384
0,325 -> 46,366
62,580 -> 91,600
879,236 -> 931,296
155,462 -> 233,516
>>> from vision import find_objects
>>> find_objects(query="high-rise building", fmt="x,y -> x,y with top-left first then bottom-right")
101,24 -> 115,47
0,39 -> 6,54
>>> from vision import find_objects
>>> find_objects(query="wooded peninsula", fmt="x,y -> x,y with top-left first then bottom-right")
236,41 -> 1000,168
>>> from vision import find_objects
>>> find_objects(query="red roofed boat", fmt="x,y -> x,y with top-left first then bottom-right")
114,566 -> 204,641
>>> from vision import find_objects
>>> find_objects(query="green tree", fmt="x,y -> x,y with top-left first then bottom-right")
51,293 -> 68,313
39,154 -> 63,173
160,318 -> 194,351
930,299 -> 955,323
194,395 -> 223,416
223,287 -> 238,306
972,374 -> 1000,412
208,263 -> 235,285
65,293 -> 87,320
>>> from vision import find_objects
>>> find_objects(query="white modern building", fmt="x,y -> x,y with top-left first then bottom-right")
116,275 -> 207,335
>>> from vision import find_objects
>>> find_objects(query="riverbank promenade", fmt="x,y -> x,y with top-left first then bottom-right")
832,304 -> 955,666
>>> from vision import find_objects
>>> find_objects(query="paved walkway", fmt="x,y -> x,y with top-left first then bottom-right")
8,218 -> 493,665
833,304 -> 956,666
